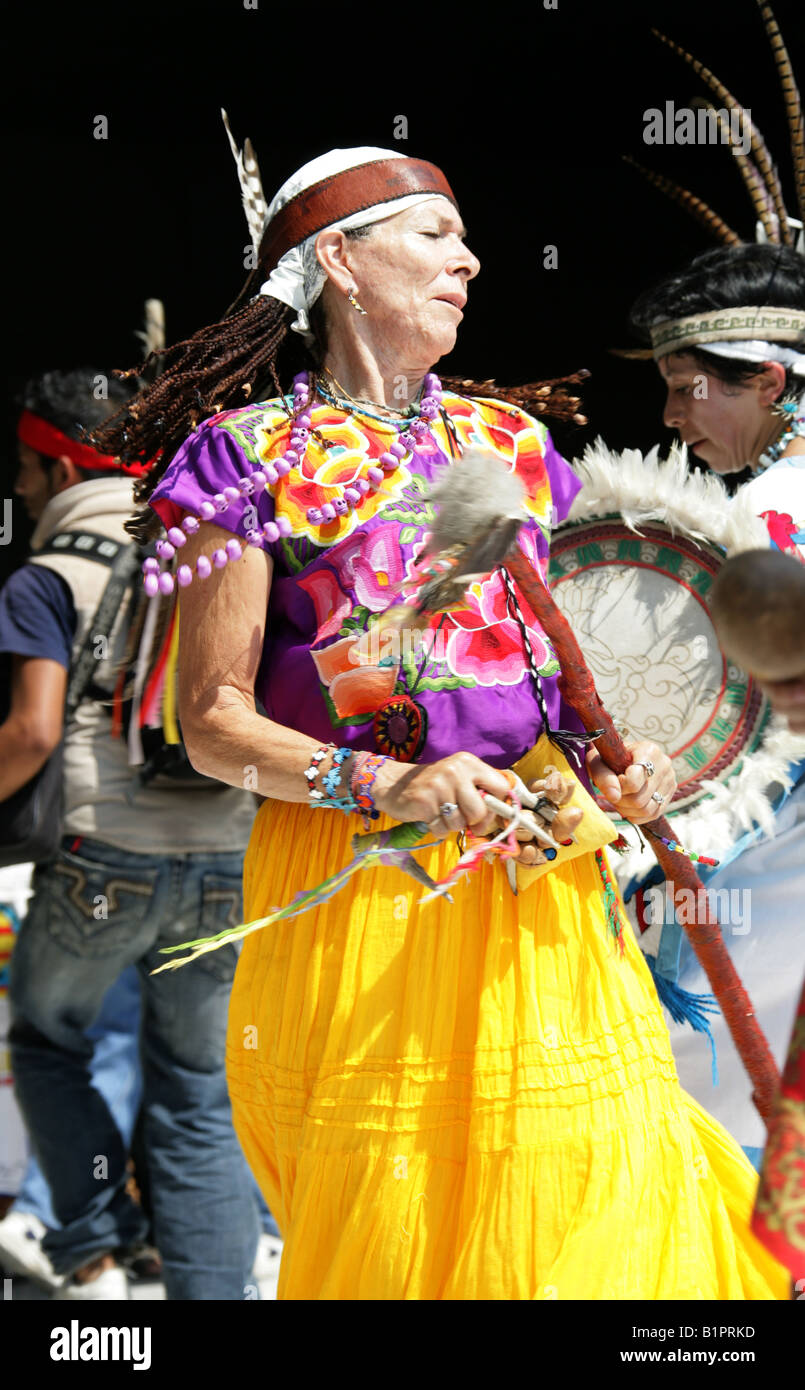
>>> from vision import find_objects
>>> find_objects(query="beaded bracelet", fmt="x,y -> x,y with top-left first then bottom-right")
304,743 -> 334,802
351,752 -> 387,825
322,746 -> 354,797
305,743 -> 361,814
316,746 -> 360,813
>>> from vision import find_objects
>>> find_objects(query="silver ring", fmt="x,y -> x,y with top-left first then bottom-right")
651,791 -> 665,805
439,802 -> 460,820
636,759 -> 655,779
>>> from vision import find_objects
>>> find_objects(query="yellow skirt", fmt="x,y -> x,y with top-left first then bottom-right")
226,800 -> 788,1300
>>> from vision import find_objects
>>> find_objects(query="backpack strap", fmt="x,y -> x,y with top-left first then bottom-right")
36,530 -> 130,569
64,541 -> 141,720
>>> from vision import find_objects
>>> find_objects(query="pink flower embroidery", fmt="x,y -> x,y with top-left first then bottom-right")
339,523 -> 407,612
761,509 -> 805,561
401,533 -> 552,685
297,567 -> 352,642
446,618 -> 527,687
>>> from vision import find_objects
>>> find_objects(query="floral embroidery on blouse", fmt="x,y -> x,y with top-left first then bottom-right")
283,395 -> 560,725
149,389 -> 580,756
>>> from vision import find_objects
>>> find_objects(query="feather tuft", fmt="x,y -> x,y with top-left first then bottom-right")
425,448 -> 526,552
409,450 -> 529,612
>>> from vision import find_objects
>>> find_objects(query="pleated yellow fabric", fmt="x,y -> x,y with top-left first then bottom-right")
226,799 -> 788,1300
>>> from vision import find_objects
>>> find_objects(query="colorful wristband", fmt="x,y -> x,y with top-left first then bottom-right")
305,743 -> 362,814
304,743 -> 334,802
350,752 -> 387,824
322,746 -> 354,797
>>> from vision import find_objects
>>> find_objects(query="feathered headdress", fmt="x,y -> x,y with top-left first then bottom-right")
626,0 -> 804,253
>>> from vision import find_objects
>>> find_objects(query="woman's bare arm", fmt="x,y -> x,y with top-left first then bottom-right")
177,524 -> 327,801
175,524 -> 512,823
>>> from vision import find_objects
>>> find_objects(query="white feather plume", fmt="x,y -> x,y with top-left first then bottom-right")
568,438 -> 769,553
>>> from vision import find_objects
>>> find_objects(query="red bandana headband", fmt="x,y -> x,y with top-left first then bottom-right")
258,157 -> 458,275
17,410 -> 151,478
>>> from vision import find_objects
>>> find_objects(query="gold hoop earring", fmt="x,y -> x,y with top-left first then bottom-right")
347,288 -> 367,315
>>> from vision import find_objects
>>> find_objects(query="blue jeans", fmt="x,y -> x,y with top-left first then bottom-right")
9,836 -> 259,1299
12,965 -> 142,1229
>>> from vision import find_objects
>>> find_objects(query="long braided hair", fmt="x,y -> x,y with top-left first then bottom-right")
93,253 -> 589,542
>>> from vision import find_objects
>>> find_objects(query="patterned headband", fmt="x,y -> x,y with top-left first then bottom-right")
258,158 -> 457,275
650,306 -> 805,359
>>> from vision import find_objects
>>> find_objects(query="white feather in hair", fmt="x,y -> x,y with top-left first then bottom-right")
221,108 -> 267,256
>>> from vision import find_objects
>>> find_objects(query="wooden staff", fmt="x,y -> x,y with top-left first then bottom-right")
506,549 -> 781,1123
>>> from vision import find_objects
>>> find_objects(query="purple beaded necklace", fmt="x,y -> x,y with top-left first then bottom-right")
142,370 -> 443,596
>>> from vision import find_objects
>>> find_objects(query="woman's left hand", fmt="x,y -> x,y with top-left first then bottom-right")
586,739 -> 676,825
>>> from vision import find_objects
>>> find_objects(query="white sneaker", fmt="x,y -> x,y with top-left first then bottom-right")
0,1210 -> 65,1292
55,1264 -> 131,1300
252,1232 -> 283,1281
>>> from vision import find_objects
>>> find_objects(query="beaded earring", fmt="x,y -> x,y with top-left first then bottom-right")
758,397 -> 805,471
771,393 -> 801,421
347,288 -> 367,315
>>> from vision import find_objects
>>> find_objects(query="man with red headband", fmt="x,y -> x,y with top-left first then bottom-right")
0,368 -> 260,1300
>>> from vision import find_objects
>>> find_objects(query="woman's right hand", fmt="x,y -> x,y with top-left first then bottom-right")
372,752 -> 514,837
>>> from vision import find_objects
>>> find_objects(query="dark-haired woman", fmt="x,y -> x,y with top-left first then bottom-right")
99,149 -> 788,1299
630,242 -> 805,1169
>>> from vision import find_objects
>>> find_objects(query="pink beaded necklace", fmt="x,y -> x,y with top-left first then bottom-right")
142,370 -> 443,596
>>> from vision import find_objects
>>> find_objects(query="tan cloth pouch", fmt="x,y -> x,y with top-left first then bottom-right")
510,734 -> 617,891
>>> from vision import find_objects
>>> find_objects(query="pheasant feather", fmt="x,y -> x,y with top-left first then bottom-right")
690,100 -> 779,242
622,158 -> 741,246
652,27 -> 791,243
756,0 -> 805,226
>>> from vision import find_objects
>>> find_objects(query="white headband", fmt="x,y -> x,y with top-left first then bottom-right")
256,146 -> 451,344
696,339 -> 805,377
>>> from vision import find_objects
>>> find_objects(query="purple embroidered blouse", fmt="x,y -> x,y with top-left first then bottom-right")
149,390 -> 587,769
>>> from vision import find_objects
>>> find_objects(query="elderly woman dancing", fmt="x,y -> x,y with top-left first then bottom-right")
97,142 -> 787,1300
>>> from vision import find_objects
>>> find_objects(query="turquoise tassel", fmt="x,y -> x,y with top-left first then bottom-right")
645,954 -> 720,1085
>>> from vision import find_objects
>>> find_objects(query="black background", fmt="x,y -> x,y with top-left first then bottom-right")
4,0 -> 803,581
2,0 -> 804,1331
